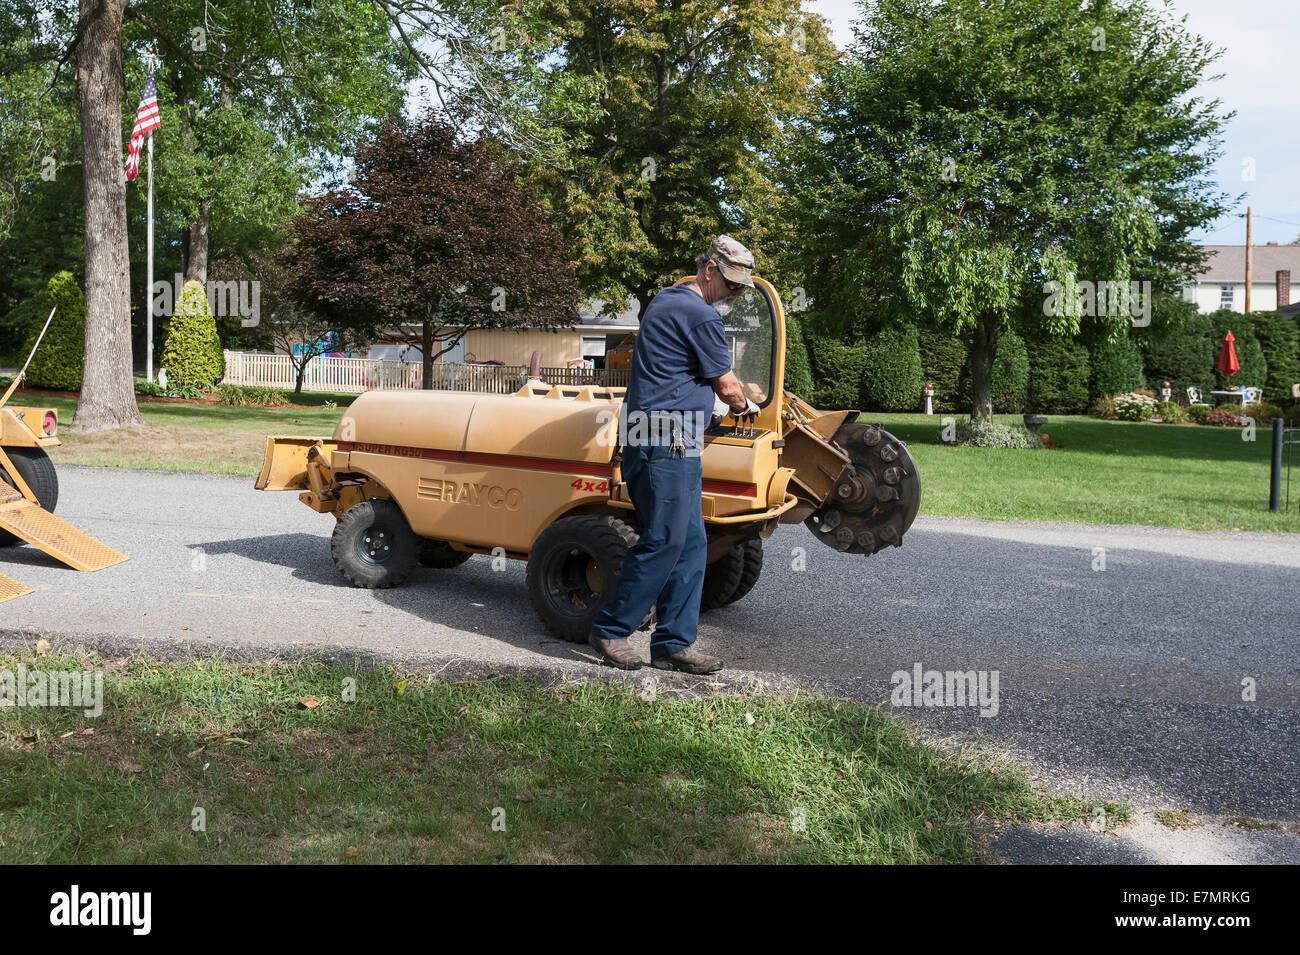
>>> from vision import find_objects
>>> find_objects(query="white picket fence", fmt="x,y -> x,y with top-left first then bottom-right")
221,351 -> 629,395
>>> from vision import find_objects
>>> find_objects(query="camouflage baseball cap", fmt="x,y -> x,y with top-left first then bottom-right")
706,235 -> 755,287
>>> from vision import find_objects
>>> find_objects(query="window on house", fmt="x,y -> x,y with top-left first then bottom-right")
1220,285 -> 1234,309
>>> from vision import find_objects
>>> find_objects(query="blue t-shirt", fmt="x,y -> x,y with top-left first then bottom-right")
625,286 -> 732,443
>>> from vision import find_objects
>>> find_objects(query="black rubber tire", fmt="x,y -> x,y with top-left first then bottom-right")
0,446 -> 58,546
700,543 -> 746,612
526,513 -> 639,642
419,539 -> 473,568
330,499 -> 419,589
725,539 -> 764,606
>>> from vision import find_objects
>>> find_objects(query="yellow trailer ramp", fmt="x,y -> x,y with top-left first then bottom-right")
0,482 -> 128,572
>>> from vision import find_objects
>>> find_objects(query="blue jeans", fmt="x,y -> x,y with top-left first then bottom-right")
588,440 -> 706,658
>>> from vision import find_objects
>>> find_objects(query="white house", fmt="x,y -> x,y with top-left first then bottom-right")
1183,244 -> 1300,313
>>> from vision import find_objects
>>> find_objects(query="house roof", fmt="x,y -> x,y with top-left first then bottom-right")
1194,245 -> 1300,282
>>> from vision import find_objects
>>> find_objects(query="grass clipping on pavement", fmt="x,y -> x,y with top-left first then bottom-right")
0,652 -> 1124,863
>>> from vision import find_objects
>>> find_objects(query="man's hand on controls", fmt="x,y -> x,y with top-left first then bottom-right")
712,394 -> 760,426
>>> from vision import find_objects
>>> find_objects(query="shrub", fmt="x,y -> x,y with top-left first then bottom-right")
1089,395 -> 1117,419
806,335 -> 869,409
949,419 -> 1041,449
1240,401 -> 1283,425
22,271 -> 85,390
161,280 -> 225,388
1187,404 -> 1211,424
1141,312 -> 1216,398
1155,400 -> 1187,424
1089,335 -> 1145,399
217,384 -> 289,407
918,328 -> 969,413
783,310 -> 815,399
134,380 -> 166,396
859,323 -> 923,411
1027,336 -> 1091,414
1205,407 -> 1244,427
1251,312 -> 1300,406
1113,392 -> 1156,422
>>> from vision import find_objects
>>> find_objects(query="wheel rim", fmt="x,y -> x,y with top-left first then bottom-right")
544,545 -> 601,617
357,524 -> 394,565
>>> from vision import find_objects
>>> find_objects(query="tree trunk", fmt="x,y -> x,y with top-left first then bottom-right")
184,199 -> 210,284
71,0 -> 145,432
422,319 -> 433,390
969,314 -> 999,421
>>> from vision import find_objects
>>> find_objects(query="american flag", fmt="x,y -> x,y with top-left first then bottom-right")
125,68 -> 161,182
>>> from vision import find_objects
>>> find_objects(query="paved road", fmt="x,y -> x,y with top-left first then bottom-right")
3,466 -> 1297,861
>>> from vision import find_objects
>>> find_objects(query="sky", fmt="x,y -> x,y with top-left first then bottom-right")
806,0 -> 1300,246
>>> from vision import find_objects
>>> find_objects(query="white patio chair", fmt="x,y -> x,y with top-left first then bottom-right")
1241,386 -> 1262,405
1186,386 -> 1210,407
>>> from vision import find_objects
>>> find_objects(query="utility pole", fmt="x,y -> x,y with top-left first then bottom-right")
1244,205 -> 1253,314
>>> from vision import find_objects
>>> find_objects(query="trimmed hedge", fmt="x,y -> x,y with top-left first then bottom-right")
860,324 -> 923,411
992,329 -> 1030,413
1140,312 -> 1217,400
161,280 -> 225,388
918,328 -> 969,413
783,309 -> 815,399
1208,309 -> 1266,392
806,335 -> 869,409
1250,312 -> 1300,405
1026,335 -> 1091,414
22,270 -> 85,389
1089,334 -> 1145,399
805,323 -> 923,412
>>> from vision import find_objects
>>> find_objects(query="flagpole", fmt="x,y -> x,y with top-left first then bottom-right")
146,128 -> 154,383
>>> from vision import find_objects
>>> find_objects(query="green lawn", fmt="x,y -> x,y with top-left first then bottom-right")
0,652 -> 1123,864
864,413 -> 1300,532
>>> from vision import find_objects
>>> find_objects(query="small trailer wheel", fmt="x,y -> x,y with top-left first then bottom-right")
0,446 -> 58,547
527,514 -> 639,642
331,499 -> 419,589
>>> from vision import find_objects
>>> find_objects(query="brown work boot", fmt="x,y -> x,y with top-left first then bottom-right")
651,645 -> 723,675
588,634 -> 644,670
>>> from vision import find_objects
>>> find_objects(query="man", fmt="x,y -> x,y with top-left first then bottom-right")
588,236 -> 761,674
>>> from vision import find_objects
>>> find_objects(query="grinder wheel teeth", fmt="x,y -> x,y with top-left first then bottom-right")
803,422 -> 921,556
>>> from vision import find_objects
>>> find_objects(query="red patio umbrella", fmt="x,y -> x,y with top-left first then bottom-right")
1217,331 -> 1240,377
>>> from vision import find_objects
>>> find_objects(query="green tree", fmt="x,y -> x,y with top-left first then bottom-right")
21,270 -> 85,389
521,0 -> 835,314
787,0 -> 1231,420
160,280 -> 224,387
282,111 -> 582,388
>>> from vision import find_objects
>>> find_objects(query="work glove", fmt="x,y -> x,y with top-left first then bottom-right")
711,395 -> 760,426
711,394 -> 732,427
